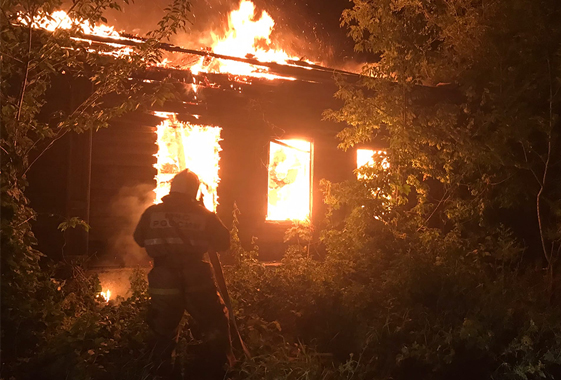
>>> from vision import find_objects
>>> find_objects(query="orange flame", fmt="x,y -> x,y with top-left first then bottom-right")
20,10 -> 120,38
267,140 -> 312,221
190,0 -> 300,80
18,10 -> 137,58
153,112 -> 222,212
99,289 -> 111,302
22,3 -> 315,80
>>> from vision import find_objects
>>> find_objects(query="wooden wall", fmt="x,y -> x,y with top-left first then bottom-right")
28,71 -> 358,265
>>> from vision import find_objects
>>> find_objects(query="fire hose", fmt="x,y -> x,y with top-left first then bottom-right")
171,194 -> 250,359
208,249 -> 252,359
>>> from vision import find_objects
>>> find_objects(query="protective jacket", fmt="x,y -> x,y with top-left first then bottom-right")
133,193 -> 229,262
133,192 -> 233,378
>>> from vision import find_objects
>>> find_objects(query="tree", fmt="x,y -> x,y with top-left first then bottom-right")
0,0 -> 190,371
327,0 -> 561,288
317,0 -> 561,378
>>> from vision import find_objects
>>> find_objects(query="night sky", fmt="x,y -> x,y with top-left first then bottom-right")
104,0 -> 362,67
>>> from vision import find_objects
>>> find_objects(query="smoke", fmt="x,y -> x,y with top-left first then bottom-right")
105,183 -> 155,267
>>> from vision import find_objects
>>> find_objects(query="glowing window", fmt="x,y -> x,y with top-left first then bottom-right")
153,113 -> 222,212
357,149 -> 392,217
357,149 -> 389,178
267,139 -> 312,221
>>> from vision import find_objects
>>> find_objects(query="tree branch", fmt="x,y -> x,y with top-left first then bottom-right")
0,51 -> 25,64
22,129 -> 69,177
0,144 -> 10,156
16,24 -> 32,122
23,83 -> 111,176
417,187 -> 451,231
537,57 -> 554,280
520,141 -> 543,186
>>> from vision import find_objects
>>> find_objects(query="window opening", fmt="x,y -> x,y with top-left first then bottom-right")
267,139 -> 312,221
154,112 -> 222,212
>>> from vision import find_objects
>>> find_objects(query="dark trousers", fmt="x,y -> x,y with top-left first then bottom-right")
147,260 -> 234,378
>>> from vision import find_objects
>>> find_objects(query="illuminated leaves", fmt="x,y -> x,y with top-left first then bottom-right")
147,0 -> 192,41
0,1 -> 192,374
57,216 -> 91,232
330,0 -> 561,246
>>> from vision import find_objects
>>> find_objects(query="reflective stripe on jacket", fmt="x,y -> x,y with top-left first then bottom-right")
133,193 -> 230,259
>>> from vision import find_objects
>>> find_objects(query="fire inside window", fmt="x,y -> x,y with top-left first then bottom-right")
356,149 -> 389,177
153,113 -> 222,212
357,149 -> 391,215
267,139 -> 312,221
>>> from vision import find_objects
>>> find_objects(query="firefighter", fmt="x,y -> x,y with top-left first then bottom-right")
133,169 -> 234,379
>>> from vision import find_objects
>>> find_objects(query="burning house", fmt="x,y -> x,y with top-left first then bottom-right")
26,1 -> 387,269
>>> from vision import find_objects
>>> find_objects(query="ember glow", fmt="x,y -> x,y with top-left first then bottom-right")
153,113 -> 222,212
267,140 -> 312,221
190,0 -> 300,80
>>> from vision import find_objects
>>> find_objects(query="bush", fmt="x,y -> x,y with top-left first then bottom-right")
3,267 -> 151,380
4,207 -> 561,380
223,198 -> 561,380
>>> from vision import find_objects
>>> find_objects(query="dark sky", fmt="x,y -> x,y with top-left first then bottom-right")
104,0 -> 361,67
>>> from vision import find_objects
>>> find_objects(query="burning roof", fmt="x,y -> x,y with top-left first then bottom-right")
17,0 -> 360,85
17,1 -> 363,234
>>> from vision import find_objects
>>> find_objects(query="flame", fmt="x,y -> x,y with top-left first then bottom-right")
18,10 -> 137,58
215,1 -> 286,61
99,289 -> 111,302
267,139 -> 312,221
21,3 -> 315,80
153,112 -> 222,212
19,10 -> 120,38
190,0 -> 300,80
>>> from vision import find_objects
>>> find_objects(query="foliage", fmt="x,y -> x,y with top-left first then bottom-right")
222,218 -> 561,379
147,0 -> 192,41
0,0 -> 190,374
189,0 -> 561,378
57,216 -> 91,232
6,236 -> 561,379
3,0 -> 561,379
326,0 -> 561,286
314,0 -> 561,378
2,267 -> 152,380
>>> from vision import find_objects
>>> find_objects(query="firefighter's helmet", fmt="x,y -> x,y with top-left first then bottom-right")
170,170 -> 200,198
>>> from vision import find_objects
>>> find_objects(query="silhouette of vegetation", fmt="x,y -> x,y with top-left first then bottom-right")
2,0 -> 561,379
